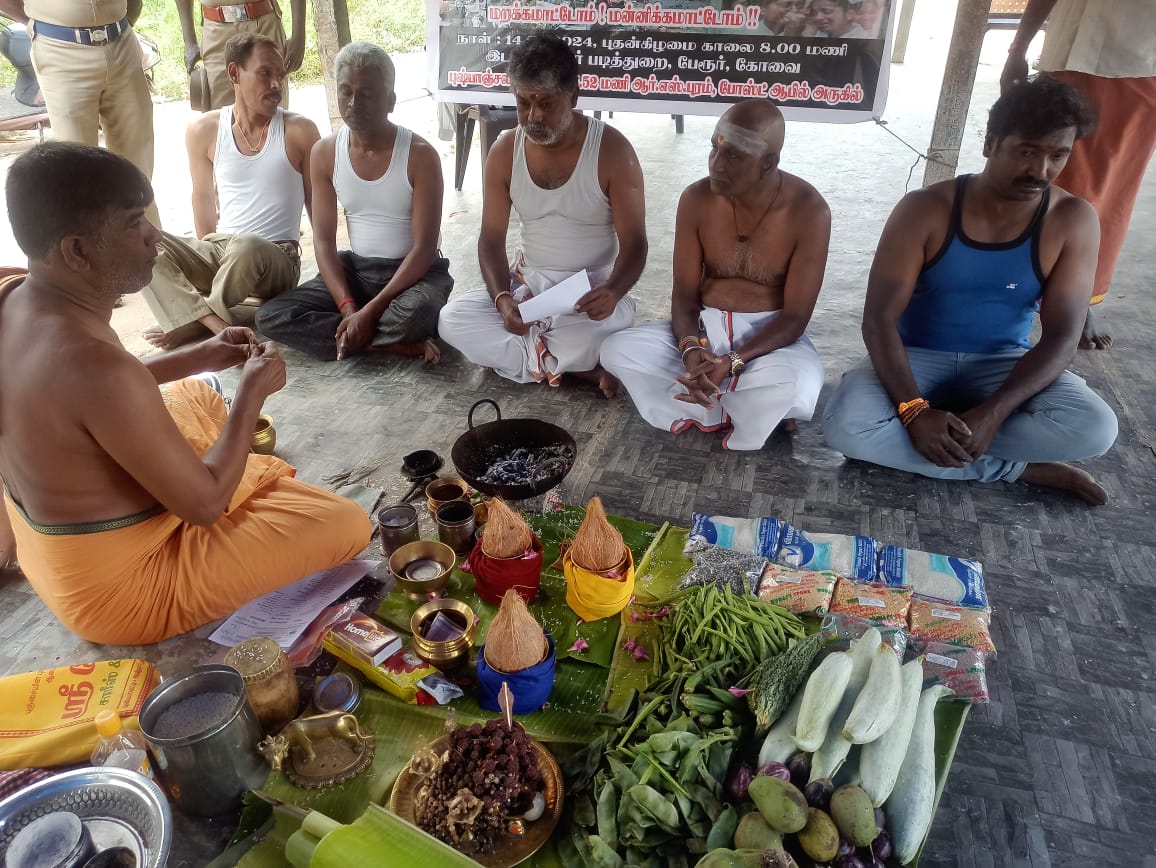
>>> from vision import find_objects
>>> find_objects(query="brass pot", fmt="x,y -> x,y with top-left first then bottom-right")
252,415 -> 276,455
389,540 -> 456,601
425,477 -> 468,518
410,598 -> 476,670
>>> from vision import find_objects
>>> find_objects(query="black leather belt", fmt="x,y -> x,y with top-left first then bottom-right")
30,17 -> 130,46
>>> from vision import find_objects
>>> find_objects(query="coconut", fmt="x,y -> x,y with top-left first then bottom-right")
481,498 -> 533,559
570,496 -> 625,572
484,590 -> 548,672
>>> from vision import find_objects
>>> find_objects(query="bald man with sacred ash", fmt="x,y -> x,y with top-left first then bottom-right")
601,100 -> 830,451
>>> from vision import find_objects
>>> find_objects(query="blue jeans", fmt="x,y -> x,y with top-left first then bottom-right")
822,348 -> 1118,483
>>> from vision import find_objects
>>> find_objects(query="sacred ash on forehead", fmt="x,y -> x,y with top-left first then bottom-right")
713,120 -> 766,156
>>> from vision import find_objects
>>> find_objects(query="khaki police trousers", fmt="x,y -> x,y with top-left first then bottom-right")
30,28 -> 159,226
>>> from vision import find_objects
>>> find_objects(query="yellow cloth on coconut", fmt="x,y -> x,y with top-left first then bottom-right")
563,548 -> 635,621
0,659 -> 160,769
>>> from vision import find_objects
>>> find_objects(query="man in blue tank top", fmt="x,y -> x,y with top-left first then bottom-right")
823,77 -> 1118,504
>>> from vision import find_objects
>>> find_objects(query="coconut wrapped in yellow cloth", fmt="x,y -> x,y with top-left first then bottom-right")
563,497 -> 635,621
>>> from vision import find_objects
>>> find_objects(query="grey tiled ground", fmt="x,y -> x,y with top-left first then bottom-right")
1,10 -> 1154,866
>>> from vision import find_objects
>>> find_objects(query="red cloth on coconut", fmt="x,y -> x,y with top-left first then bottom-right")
469,534 -> 543,604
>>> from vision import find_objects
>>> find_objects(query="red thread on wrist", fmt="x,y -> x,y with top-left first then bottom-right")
338,297 -> 355,310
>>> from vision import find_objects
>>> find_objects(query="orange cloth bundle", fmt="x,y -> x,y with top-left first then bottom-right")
0,659 -> 160,769
830,578 -> 913,630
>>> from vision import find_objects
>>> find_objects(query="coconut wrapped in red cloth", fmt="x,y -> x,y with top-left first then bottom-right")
468,499 -> 543,604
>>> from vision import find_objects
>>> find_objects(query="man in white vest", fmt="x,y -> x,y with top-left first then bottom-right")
438,32 -> 647,396
257,42 -> 453,361
142,32 -> 319,348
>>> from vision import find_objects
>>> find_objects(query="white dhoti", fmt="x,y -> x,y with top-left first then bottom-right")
438,262 -> 635,385
600,308 -> 825,451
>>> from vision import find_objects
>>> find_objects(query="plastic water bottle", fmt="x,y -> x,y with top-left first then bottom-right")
91,710 -> 153,779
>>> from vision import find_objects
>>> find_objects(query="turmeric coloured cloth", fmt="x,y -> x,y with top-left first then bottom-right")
4,378 -> 372,645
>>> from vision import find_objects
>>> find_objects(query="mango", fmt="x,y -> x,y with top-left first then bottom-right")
694,849 -> 768,868
830,783 -> 878,846
747,775 -> 808,834
733,811 -> 783,851
797,807 -> 840,863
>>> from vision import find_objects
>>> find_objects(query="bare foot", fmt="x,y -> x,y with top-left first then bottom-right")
422,338 -> 441,364
1078,307 -> 1112,350
370,339 -> 441,361
778,419 -> 798,435
597,369 -> 620,399
1019,462 -> 1108,505
142,322 -> 211,350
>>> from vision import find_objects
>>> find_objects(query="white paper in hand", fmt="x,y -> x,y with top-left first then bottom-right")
517,270 -> 591,322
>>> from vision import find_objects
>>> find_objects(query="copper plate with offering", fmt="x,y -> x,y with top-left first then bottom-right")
389,719 -> 562,868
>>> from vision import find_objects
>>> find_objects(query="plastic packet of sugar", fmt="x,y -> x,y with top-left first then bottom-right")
774,525 -> 880,580
685,513 -> 784,559
877,545 -> 988,609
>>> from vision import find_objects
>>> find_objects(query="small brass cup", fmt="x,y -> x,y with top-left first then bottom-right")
389,540 -> 456,601
252,414 -> 276,455
410,598 -> 476,670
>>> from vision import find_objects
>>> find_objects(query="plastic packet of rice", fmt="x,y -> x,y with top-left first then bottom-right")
907,596 -> 996,654
684,513 -> 784,559
819,611 -> 907,656
775,525 -> 880,581
681,545 -> 768,595
908,637 -> 990,703
758,565 -> 838,616
830,577 -> 913,630
877,545 -> 989,609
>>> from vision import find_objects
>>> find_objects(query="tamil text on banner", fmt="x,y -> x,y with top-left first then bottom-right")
428,0 -> 895,122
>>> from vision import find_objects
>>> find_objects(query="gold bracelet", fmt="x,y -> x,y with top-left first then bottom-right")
898,397 -> 930,427
493,290 -> 513,307
727,351 -> 745,376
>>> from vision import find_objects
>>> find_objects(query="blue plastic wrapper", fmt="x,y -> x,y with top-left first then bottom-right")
877,545 -> 989,609
685,513 -> 784,559
774,525 -> 880,581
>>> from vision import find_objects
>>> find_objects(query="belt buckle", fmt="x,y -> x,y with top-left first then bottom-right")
221,5 -> 249,22
88,27 -> 108,43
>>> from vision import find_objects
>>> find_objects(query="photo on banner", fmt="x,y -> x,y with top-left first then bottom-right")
427,0 -> 895,122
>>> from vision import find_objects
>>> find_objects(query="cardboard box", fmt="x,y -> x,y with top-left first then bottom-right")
326,615 -> 402,667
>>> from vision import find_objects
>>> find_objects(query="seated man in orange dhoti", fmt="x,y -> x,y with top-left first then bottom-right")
0,142 -> 372,646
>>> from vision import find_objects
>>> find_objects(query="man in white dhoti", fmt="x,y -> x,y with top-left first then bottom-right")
437,33 -> 647,395
600,100 -> 829,451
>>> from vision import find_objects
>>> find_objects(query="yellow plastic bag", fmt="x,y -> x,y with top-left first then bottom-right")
0,659 -> 160,769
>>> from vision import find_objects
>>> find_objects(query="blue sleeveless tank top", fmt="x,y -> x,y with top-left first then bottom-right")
897,175 -> 1049,354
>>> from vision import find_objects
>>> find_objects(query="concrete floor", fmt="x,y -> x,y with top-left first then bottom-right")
1,3 -> 1154,865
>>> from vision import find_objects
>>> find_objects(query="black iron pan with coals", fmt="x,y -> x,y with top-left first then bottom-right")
451,399 -> 577,500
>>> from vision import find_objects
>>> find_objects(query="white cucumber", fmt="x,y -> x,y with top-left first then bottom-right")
758,685 -> 806,767
886,684 -> 953,865
844,645 -> 902,743
792,651 -> 853,752
807,628 -> 881,782
859,658 -> 925,807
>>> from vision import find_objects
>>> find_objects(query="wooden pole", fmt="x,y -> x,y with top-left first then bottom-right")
311,0 -> 352,132
890,0 -> 919,64
922,0 -> 992,186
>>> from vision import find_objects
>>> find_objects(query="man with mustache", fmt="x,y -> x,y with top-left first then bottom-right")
141,33 -> 319,349
823,77 -> 1118,504
0,142 -> 371,645
600,100 -> 828,451
257,42 -> 453,361
438,33 -> 647,396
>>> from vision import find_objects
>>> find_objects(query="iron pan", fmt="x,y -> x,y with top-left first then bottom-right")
451,399 -> 576,501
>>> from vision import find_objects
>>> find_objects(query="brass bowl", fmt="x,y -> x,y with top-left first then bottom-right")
389,540 -> 456,601
251,414 -> 276,455
410,598 -> 476,670
425,477 -> 469,518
